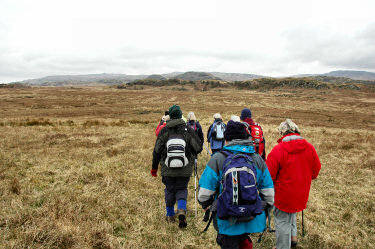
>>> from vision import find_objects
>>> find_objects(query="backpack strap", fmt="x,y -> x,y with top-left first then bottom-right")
201,198 -> 218,233
220,150 -> 232,157
241,122 -> 251,137
201,211 -> 214,233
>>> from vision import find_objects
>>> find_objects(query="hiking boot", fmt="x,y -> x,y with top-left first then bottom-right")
177,209 -> 187,228
165,216 -> 175,223
291,235 -> 297,248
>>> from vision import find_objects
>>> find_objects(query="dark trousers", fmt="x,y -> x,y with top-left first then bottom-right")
161,176 -> 190,207
216,234 -> 252,249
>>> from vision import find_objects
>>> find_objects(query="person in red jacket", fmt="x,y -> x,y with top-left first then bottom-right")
240,108 -> 266,160
155,111 -> 170,137
266,119 -> 321,249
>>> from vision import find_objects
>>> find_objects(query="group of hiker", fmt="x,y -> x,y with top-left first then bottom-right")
151,105 -> 321,249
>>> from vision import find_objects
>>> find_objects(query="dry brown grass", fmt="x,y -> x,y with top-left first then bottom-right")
0,86 -> 374,248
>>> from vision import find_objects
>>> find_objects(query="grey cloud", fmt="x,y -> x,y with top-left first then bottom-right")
116,46 -> 260,62
3,22 -> 375,83
281,23 -> 375,71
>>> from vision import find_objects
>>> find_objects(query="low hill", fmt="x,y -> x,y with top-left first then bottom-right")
294,70 -> 375,81
323,70 -> 375,81
11,70 -> 375,86
172,71 -> 222,81
210,72 -> 265,81
146,74 -> 167,80
310,76 -> 374,85
18,73 -> 148,86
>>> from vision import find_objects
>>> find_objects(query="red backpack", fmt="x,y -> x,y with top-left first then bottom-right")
243,122 -> 265,157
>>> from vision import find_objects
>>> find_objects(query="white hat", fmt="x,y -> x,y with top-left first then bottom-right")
278,119 -> 300,136
213,113 -> 222,119
230,115 -> 241,122
162,115 -> 170,122
187,112 -> 196,121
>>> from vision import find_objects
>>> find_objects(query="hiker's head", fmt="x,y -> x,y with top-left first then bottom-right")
187,112 -> 196,121
162,115 -> 170,122
278,118 -> 300,136
224,120 -> 248,141
168,105 -> 182,119
240,108 -> 252,121
164,110 -> 169,116
231,115 -> 240,122
213,113 -> 222,120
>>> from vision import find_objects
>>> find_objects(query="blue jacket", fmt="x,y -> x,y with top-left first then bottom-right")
207,119 -> 226,150
198,139 -> 274,235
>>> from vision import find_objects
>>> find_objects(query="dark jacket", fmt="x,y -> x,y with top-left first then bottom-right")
187,120 -> 204,145
152,119 -> 203,177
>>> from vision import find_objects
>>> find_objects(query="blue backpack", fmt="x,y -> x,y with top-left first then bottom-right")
217,151 -> 263,222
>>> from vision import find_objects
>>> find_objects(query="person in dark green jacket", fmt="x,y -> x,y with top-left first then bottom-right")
151,104 -> 203,228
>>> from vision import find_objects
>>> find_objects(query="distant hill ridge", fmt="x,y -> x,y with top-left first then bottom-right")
324,70 -> 375,81
12,70 -> 375,85
294,70 -> 375,81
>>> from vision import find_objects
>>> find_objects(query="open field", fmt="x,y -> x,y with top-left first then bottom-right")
0,86 -> 374,248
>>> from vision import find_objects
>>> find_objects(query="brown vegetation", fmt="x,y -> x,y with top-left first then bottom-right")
0,86 -> 374,248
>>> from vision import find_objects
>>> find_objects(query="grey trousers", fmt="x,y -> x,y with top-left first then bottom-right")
274,207 -> 297,249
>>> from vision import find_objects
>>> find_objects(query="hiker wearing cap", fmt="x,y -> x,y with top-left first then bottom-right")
151,105 -> 203,228
240,108 -> 267,160
231,115 -> 241,122
207,113 -> 226,155
266,119 -> 321,249
186,112 -> 204,145
198,121 -> 274,249
155,111 -> 170,137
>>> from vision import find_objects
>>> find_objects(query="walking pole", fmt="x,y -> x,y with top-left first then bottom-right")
268,207 -> 275,233
194,158 -> 198,218
302,210 -> 305,237
203,143 -> 211,156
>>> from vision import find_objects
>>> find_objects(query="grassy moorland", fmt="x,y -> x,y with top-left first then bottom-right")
0,85 -> 374,249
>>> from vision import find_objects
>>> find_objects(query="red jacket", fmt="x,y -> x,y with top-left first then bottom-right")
155,122 -> 167,137
266,133 -> 321,213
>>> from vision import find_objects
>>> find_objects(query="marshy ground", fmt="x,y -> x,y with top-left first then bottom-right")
0,86 -> 374,248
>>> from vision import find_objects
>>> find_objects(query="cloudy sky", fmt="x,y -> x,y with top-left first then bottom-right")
0,0 -> 374,82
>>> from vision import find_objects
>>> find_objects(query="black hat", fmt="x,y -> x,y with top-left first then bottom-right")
240,108 -> 252,120
224,120 -> 248,141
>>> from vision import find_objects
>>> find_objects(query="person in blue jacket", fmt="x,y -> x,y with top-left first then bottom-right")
198,120 -> 274,249
207,113 -> 227,155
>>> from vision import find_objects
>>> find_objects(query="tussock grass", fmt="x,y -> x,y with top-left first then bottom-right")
0,86 -> 374,248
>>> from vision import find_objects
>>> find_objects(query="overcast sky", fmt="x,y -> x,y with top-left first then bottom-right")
0,0 -> 374,82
